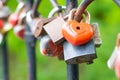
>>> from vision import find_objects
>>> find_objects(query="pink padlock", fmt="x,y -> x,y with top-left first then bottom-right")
115,54 -> 120,80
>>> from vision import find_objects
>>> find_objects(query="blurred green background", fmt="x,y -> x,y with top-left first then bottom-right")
0,0 -> 120,80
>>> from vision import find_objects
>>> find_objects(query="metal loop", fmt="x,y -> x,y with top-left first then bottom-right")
15,2 -> 24,13
68,8 -> 76,20
68,8 -> 90,24
48,6 -> 66,18
26,11 -> 33,23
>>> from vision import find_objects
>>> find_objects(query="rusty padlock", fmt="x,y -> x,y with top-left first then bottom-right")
13,10 -> 26,40
92,23 -> 102,47
40,35 -> 63,57
63,9 -> 96,64
62,9 -> 94,46
26,11 -> 44,35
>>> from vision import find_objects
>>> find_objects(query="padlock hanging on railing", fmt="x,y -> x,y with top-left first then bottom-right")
40,35 -> 63,57
8,1 -> 25,27
62,9 -> 94,46
62,9 -> 96,64
13,10 -> 26,40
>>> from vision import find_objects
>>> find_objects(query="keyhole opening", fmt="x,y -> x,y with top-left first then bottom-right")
76,26 -> 80,30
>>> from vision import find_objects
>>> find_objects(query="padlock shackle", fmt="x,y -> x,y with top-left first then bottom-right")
31,0 -> 41,18
74,0 -> 94,22
50,0 -> 59,8
15,1 -> 25,13
68,9 -> 90,24
48,6 -> 66,18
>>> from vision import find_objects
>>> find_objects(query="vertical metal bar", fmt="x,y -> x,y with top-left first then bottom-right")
66,0 -> 79,80
25,0 -> 36,80
1,35 -> 9,80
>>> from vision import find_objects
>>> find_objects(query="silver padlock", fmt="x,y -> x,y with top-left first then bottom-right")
40,35 -> 63,57
26,11 -> 42,35
13,10 -> 26,40
63,40 -> 96,64
0,6 -> 10,18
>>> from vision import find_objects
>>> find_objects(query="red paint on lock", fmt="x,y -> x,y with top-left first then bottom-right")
17,29 -> 24,39
0,19 -> 3,29
115,54 -> 120,79
62,20 -> 94,46
8,13 -> 19,27
42,40 -> 63,57
14,26 -> 24,39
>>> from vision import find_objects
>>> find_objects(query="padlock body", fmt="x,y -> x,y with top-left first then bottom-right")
8,13 -> 19,27
14,25 -> 25,39
63,40 -> 96,64
62,20 -> 94,46
107,47 -> 119,69
40,35 -> 63,57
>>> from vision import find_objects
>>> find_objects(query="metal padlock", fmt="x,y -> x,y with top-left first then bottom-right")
14,25 -> 25,39
63,40 -> 96,64
62,9 -> 94,46
92,23 -> 102,47
34,17 -> 56,38
63,9 -> 96,64
43,6 -> 66,45
8,2 -> 24,27
43,17 -> 65,44
0,6 -> 10,18
48,6 -> 66,18
13,10 -> 26,40
26,11 -> 44,35
107,33 -> 120,70
40,35 -> 63,57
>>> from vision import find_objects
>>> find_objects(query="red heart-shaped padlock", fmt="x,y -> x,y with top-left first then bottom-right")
62,20 -> 94,46
8,13 -> 19,27
0,19 -> 3,29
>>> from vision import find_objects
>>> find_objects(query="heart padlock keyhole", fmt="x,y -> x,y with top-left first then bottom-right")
76,26 -> 80,30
